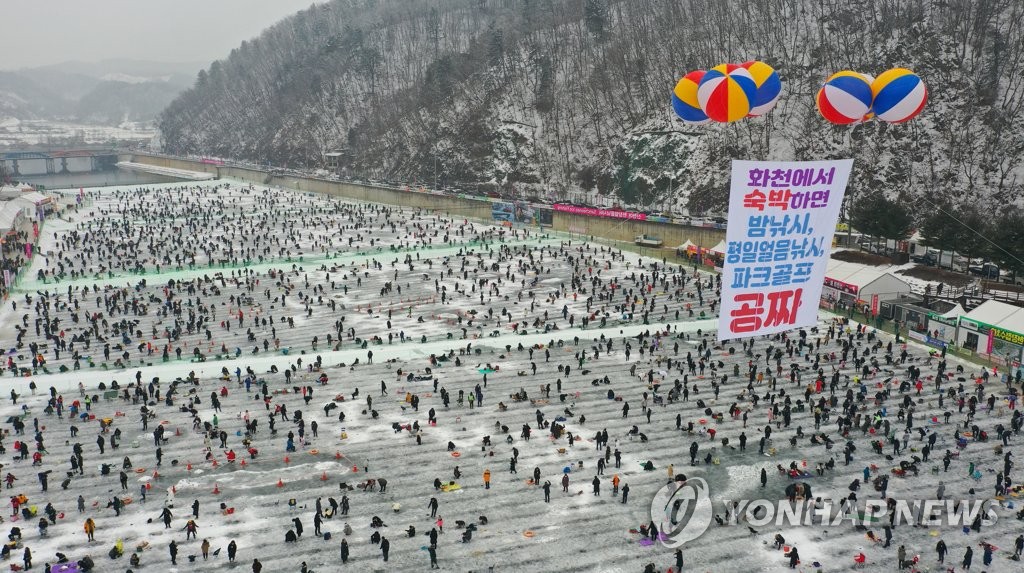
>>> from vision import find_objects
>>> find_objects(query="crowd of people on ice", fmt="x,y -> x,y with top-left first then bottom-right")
0,183 -> 1019,571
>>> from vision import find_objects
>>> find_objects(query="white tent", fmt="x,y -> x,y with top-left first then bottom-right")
941,304 -> 965,319
18,191 -> 50,205
675,240 -> 695,251
709,240 -> 727,254
960,300 -> 1024,334
0,203 -> 23,233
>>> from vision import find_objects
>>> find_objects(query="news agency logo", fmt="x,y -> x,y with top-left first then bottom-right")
651,478 -> 713,549
651,477 -> 1001,549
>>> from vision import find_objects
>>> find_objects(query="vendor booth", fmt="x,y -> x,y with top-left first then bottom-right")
819,259 -> 911,314
956,300 -> 1024,367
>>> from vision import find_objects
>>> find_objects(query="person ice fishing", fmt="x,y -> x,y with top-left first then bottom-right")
784,545 -> 799,569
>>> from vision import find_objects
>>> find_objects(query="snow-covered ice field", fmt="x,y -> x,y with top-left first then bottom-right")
0,181 -> 1021,573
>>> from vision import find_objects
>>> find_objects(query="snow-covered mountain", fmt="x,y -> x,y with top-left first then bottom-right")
0,59 -> 201,125
158,0 -> 1024,216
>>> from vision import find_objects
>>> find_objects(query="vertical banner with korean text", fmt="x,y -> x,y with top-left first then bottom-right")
719,159 -> 853,341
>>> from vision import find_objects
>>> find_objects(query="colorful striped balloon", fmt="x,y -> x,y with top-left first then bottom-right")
741,61 -> 782,117
671,70 -> 710,124
697,64 -> 757,123
816,71 -> 874,125
871,68 -> 927,123
860,74 -> 876,121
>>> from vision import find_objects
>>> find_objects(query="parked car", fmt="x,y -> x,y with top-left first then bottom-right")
1000,273 -> 1024,286
634,234 -> 664,247
911,251 -> 938,266
969,262 -> 1000,279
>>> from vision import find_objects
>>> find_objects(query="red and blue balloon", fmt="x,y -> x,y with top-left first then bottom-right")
671,60 -> 781,124
816,67 -> 927,125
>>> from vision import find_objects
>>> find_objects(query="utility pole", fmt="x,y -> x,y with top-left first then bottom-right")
846,189 -> 854,248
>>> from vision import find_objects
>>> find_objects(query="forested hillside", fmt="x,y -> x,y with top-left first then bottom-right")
0,60 -> 198,125
159,0 -> 1024,216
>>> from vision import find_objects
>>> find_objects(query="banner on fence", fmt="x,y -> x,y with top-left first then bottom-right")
552,204 -> 647,221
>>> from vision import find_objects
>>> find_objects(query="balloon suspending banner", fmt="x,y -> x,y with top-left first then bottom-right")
817,67 -> 927,124
672,61 -> 781,124
670,63 -> 926,125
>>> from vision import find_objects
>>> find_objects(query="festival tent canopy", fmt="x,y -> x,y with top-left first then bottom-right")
941,304 -> 965,319
960,300 -> 1024,335
18,191 -> 51,205
0,203 -> 23,233
823,259 -> 911,300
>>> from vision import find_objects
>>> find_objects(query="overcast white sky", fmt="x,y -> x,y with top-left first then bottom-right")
2,0 -> 317,70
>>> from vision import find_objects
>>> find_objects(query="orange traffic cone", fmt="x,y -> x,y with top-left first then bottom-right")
172,485 -> 177,494
320,472 -> 328,481
186,463 -> 192,472
284,456 -> 290,464
213,483 -> 221,494
212,459 -> 219,468
334,451 -> 342,460
152,470 -> 159,479
175,428 -> 181,437
239,459 -> 247,467
145,482 -> 152,490
276,479 -> 284,488
352,465 -> 359,473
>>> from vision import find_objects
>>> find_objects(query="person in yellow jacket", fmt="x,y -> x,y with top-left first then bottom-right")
668,464 -> 674,480
483,469 -> 491,490
84,517 -> 96,541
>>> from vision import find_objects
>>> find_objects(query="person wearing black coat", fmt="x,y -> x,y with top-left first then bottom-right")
340,538 -> 349,563
785,546 -> 799,568
429,544 -> 439,569
962,547 -> 973,569
380,536 -> 390,561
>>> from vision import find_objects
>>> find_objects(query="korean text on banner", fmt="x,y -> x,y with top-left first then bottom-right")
718,159 -> 853,341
